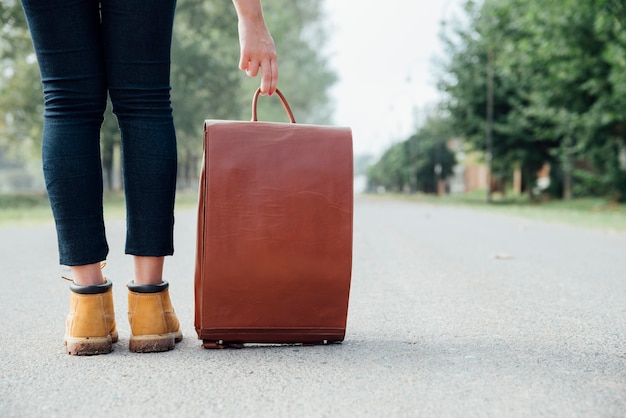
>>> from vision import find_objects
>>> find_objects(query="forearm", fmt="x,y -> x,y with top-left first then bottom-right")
232,0 -> 265,22
232,0 -> 278,95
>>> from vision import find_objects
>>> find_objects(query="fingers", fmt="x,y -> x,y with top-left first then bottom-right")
241,56 -> 278,96
269,58 -> 278,95
258,57 -> 278,95
244,59 -> 260,77
238,53 -> 247,72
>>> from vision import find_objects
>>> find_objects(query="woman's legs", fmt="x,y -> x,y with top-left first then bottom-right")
24,0 -> 178,285
100,2 -> 181,351
23,0 -> 180,354
133,256 -> 165,285
100,0 -> 178,286
21,0 -> 109,275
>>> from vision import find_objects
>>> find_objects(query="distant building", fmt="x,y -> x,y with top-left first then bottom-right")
446,138 -> 489,194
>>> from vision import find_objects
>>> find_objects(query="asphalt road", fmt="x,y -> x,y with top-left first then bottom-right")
1,195 -> 625,417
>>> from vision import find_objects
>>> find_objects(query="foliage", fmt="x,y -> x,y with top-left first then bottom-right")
367,114 -> 456,194
170,0 -> 242,187
0,0 -> 42,162
438,0 -> 626,201
0,0 -> 336,190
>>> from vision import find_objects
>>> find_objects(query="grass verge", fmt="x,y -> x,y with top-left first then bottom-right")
375,190 -> 626,233
0,191 -> 199,227
3,189 -> 626,233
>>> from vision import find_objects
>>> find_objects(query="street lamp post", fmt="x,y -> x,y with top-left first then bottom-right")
486,47 -> 494,203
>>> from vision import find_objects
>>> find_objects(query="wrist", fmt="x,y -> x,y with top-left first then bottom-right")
232,0 -> 265,22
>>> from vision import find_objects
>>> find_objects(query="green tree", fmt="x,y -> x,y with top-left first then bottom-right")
407,115 -> 457,194
0,0 -> 42,162
501,0 -> 626,199
367,115 -> 456,194
1,0 -> 337,192
171,0 -> 336,187
367,141 -> 411,193
439,0 -> 551,197
170,0 -> 241,188
440,0 -> 626,201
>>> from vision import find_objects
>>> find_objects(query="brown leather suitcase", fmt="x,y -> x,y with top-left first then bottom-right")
194,89 -> 353,348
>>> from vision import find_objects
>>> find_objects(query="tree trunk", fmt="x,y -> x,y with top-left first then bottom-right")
486,48 -> 495,203
102,140 -> 114,191
562,136 -> 573,200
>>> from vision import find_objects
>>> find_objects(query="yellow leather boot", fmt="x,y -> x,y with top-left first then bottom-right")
65,279 -> 118,356
127,281 -> 182,353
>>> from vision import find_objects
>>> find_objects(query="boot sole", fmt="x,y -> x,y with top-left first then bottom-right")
129,331 -> 183,353
65,335 -> 115,356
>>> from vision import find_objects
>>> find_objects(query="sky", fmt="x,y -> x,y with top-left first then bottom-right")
323,0 -> 463,157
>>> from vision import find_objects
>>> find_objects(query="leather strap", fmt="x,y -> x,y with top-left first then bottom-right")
251,88 -> 296,123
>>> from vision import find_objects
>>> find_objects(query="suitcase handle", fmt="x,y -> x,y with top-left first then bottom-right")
251,88 -> 296,123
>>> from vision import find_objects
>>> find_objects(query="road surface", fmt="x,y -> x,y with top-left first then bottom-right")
1,195 -> 625,417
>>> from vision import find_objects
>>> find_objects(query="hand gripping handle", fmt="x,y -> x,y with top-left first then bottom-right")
251,88 -> 296,123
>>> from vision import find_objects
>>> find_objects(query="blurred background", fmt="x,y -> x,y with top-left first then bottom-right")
2,0 -> 626,206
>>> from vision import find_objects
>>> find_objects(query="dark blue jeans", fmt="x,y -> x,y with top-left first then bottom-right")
22,0 -> 178,266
